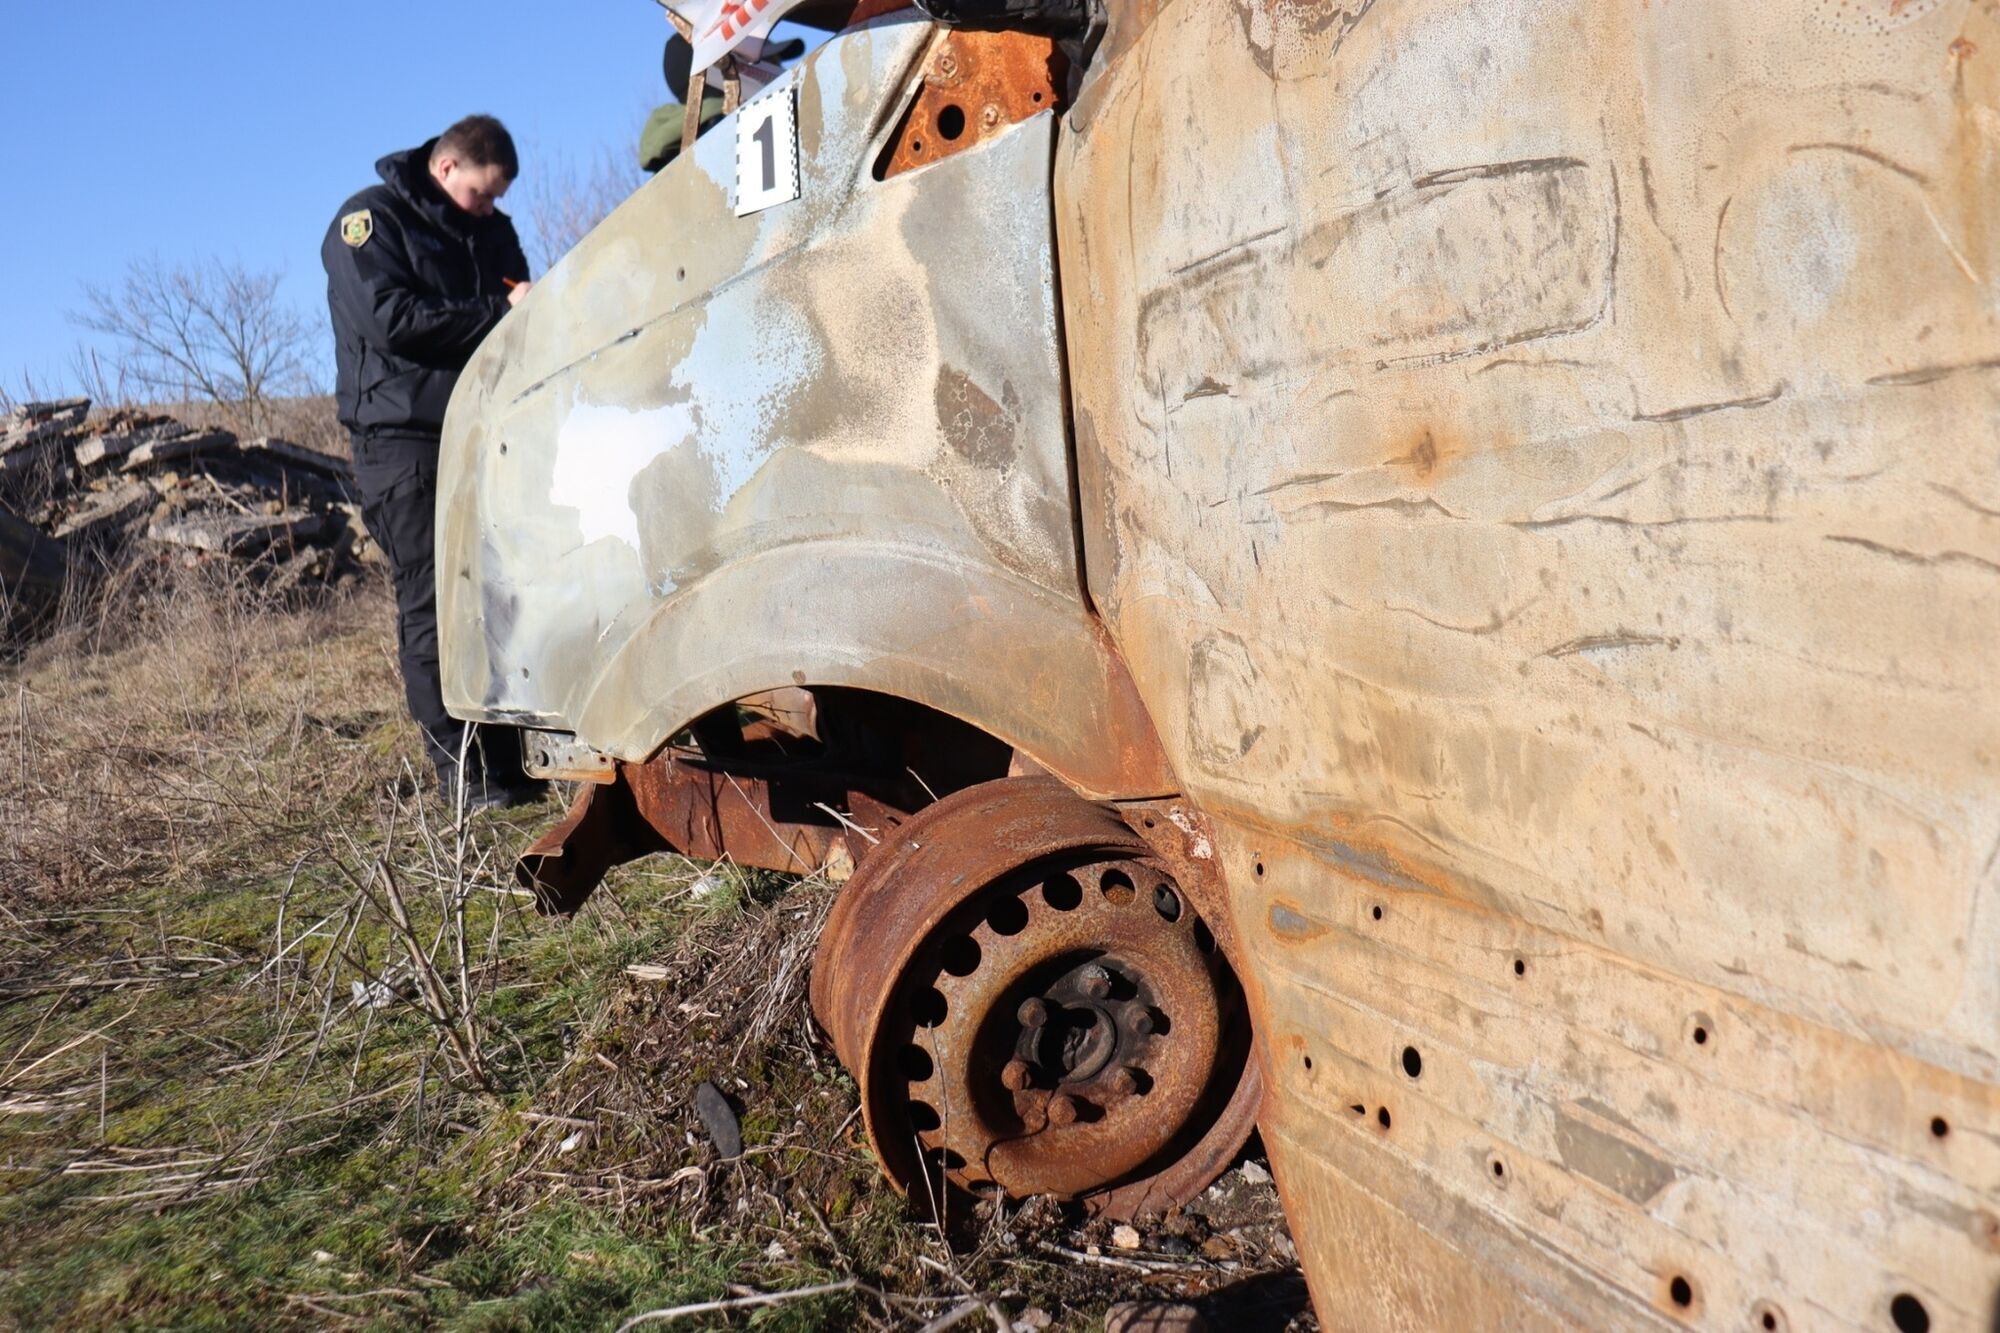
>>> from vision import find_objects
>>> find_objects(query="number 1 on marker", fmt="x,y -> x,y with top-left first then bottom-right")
735,86 -> 800,216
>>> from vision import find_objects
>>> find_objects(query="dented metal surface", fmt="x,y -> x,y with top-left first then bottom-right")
437,14 -> 1172,801
1058,0 -> 2000,1326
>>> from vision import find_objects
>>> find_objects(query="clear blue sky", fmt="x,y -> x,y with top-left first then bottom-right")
0,1 -> 688,397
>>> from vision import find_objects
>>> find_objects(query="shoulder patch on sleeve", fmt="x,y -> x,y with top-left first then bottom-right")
340,210 -> 373,248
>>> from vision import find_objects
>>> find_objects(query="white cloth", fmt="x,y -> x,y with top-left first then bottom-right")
676,0 -> 812,78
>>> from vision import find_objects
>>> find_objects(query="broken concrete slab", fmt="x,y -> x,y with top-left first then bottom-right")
0,398 -> 90,458
146,508 -> 329,556
53,480 -> 154,542
72,418 -> 189,469
117,429 -> 237,474
235,436 -> 348,479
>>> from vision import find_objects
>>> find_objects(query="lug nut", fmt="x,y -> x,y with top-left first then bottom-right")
1079,965 -> 1112,999
1001,1058 -> 1032,1091
1047,1093 -> 1079,1126
1126,1007 -> 1154,1037
1017,998 -> 1049,1028
1106,1066 -> 1138,1097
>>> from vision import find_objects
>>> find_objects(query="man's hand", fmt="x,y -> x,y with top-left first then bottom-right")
506,279 -> 533,307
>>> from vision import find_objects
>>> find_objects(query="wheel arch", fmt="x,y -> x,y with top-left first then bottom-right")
567,539 -> 1179,802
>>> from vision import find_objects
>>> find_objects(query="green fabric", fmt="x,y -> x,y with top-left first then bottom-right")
639,91 -> 728,173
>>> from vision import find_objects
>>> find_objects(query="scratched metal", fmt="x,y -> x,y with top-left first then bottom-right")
435,17 -> 1172,801
1058,0 -> 2000,1327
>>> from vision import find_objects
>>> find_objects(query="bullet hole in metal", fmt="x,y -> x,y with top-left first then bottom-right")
1514,958 -> 1526,977
1401,1046 -> 1422,1079
1890,1294 -> 1928,1333
1692,1026 -> 1709,1046
936,104 -> 966,140
1253,857 -> 1265,877
1670,1275 -> 1693,1309
1930,1116 -> 1950,1138
1371,904 -> 1384,921
1376,1106 -> 1392,1129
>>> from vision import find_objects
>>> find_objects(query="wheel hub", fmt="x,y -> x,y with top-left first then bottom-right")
811,778 -> 1257,1218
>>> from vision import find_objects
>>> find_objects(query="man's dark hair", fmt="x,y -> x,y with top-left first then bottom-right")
432,114 -> 519,180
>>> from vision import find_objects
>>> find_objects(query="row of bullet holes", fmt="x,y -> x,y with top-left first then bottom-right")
1304,1052 -> 1933,1333
1271,856 -> 1951,1313
1662,1280 -> 1927,1332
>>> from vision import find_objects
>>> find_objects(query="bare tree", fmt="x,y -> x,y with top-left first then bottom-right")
519,148 -> 645,274
74,257 -> 317,431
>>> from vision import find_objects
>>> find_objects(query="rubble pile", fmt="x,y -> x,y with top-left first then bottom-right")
1,397 -> 373,641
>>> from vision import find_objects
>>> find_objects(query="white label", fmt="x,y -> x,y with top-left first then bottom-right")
734,85 -> 800,217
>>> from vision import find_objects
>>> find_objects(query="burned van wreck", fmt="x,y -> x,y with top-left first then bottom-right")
438,2 -> 2000,1326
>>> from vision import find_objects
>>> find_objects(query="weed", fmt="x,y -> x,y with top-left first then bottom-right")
0,552 -> 1307,1330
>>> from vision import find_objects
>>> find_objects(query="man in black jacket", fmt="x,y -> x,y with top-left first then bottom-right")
322,114 -> 539,809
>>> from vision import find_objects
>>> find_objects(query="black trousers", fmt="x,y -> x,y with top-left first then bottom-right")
350,430 -> 523,785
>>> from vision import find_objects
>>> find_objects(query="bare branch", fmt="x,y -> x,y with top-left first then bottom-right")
72,257 -> 317,430
519,149 -> 644,273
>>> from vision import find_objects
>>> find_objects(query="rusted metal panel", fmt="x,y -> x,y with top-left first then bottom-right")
517,743 -> 919,911
436,16 -> 1174,801
877,29 -> 1063,180
1058,0 -> 2000,1327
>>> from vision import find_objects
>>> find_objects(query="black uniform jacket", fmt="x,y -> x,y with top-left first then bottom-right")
322,140 -> 529,438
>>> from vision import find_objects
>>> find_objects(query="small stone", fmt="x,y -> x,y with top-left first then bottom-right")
1111,1223 -> 1142,1250
1238,1159 -> 1272,1185
763,1240 -> 787,1260
1104,1302 -> 1208,1333
1015,1310 -> 1052,1331
694,1080 -> 743,1159
311,1250 -> 336,1265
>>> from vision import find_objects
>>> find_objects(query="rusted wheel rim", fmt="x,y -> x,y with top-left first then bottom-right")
812,778 -> 1256,1218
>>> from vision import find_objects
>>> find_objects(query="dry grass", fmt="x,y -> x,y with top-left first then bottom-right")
0,551 -> 1310,1329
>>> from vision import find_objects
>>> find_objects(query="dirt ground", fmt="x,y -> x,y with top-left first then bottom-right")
0,568 -> 1312,1330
